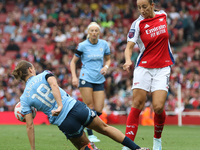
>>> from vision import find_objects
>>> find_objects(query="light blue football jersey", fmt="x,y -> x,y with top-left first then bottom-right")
20,70 -> 77,126
75,39 -> 110,84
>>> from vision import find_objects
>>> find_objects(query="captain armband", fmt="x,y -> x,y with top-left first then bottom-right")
74,49 -> 83,57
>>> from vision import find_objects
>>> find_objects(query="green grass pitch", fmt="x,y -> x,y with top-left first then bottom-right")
0,125 -> 200,150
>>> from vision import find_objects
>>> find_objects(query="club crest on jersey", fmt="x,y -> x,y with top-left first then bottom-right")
100,48 -> 103,52
128,29 -> 135,38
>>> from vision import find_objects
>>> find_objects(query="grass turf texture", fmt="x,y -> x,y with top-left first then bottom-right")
0,125 -> 200,150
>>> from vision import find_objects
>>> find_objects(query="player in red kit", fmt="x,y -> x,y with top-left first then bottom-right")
122,0 -> 174,150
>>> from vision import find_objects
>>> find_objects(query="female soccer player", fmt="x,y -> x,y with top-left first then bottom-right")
12,60 -> 149,150
70,22 -> 110,143
122,0 -> 174,150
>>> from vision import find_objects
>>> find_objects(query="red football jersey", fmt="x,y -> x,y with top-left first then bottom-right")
127,10 -> 174,68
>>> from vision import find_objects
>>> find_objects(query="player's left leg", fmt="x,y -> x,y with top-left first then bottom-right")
87,116 -> 143,150
79,86 -> 100,143
152,90 -> 167,150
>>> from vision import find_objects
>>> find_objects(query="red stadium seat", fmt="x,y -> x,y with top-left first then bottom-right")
193,42 -> 200,48
2,42 -> 8,48
0,55 -> 11,65
0,14 -> 8,23
2,33 -> 10,42
122,19 -> 130,27
5,51 -> 18,58
5,0 -> 15,5
181,46 -> 194,54
5,5 -> 15,12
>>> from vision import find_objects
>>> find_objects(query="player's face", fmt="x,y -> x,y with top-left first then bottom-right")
88,26 -> 100,40
137,0 -> 154,19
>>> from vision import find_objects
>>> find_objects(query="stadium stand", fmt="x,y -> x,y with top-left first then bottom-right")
0,0 -> 199,121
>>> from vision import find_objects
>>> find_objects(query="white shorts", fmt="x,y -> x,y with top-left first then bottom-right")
132,66 -> 171,92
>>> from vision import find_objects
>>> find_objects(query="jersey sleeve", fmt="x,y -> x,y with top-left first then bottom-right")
127,20 -> 140,44
159,10 -> 167,16
20,97 -> 32,115
75,43 -> 83,58
104,41 -> 110,55
44,70 -> 54,81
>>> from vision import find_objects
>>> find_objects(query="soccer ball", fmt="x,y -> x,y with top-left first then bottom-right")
14,102 -> 37,122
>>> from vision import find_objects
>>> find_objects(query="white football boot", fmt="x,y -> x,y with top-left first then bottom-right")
122,146 -> 131,150
88,135 -> 100,142
153,138 -> 162,150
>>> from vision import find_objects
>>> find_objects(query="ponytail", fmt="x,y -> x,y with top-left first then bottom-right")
12,60 -> 32,81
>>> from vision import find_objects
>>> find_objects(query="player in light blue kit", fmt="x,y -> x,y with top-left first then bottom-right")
12,60 -> 150,150
70,22 -> 111,145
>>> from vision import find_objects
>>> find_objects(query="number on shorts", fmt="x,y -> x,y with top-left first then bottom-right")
32,83 -> 55,107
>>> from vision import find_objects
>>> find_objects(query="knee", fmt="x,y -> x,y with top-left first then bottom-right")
153,105 -> 164,114
85,101 -> 93,109
132,99 -> 145,109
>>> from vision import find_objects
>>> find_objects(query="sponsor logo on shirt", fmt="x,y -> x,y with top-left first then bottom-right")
128,29 -> 135,38
145,25 -> 166,35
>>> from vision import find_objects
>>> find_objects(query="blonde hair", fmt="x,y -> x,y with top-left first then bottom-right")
12,60 -> 33,81
87,22 -> 101,39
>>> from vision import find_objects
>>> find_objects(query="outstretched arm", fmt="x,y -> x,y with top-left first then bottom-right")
25,113 -> 35,150
47,76 -> 63,116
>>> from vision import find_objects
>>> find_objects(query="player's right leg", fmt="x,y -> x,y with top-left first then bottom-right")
79,81 -> 100,143
123,66 -> 150,149
69,132 -> 92,150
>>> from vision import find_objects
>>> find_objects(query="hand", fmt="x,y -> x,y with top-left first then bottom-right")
72,76 -> 79,88
51,106 -> 63,116
100,66 -> 108,75
123,60 -> 132,72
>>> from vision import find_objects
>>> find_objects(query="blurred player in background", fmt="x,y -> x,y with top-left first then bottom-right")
122,0 -> 174,150
70,22 -> 111,145
12,60 -> 150,150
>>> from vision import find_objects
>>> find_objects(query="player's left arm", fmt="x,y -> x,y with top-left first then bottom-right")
47,76 -> 63,116
101,54 -> 111,75
25,113 -> 35,150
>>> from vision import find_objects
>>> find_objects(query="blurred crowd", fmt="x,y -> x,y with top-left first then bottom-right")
0,0 -> 199,114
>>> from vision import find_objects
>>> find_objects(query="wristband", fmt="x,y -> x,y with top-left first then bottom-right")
105,65 -> 109,69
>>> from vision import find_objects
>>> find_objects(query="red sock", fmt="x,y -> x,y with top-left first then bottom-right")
154,110 -> 166,138
125,107 -> 141,141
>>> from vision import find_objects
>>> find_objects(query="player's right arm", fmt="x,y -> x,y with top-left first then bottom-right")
25,113 -> 35,150
123,41 -> 135,72
47,76 -> 63,116
70,54 -> 80,88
